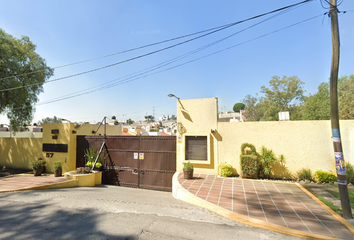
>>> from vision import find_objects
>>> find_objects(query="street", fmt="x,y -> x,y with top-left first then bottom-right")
0,185 -> 302,239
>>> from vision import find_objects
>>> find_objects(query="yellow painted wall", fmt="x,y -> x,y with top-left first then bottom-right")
39,123 -> 76,173
176,98 -> 219,174
176,97 -> 354,178
0,138 -> 44,170
218,120 -> 354,178
0,123 -> 122,173
0,123 -> 77,173
76,124 -> 122,136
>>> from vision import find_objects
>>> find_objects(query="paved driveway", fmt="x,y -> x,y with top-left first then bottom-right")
0,186 -> 302,240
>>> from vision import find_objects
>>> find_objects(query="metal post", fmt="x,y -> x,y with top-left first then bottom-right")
329,0 -> 352,219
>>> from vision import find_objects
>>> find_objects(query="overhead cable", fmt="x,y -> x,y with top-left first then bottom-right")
0,0 -> 313,93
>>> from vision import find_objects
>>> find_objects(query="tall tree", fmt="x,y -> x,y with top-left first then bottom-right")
243,76 -> 305,121
301,75 -> 354,120
0,29 -> 54,130
338,74 -> 354,119
243,94 -> 263,121
260,75 -> 305,112
301,82 -> 330,120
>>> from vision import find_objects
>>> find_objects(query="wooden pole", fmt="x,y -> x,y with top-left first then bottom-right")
329,0 -> 352,219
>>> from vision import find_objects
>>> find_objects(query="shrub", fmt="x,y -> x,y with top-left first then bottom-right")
315,170 -> 337,183
84,147 -> 107,168
219,162 -> 233,177
53,161 -> 62,170
241,143 -> 257,155
296,168 -> 313,181
86,161 -> 102,168
345,162 -> 354,185
240,143 -> 258,179
30,159 -> 46,170
259,146 -> 285,179
183,161 -> 194,170
240,155 -> 259,179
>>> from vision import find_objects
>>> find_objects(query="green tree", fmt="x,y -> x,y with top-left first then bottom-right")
260,75 -> 305,112
301,75 -> 354,120
126,118 -> 134,125
301,82 -> 330,120
338,74 -> 354,119
37,116 -> 62,126
243,94 -> 263,121
144,115 -> 155,122
233,102 -> 245,112
0,29 -> 54,130
243,76 -> 305,121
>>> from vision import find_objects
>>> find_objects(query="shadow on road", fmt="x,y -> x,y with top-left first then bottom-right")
0,195 -> 133,240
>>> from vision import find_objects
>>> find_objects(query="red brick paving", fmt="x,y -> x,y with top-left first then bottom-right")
0,174 -> 67,192
178,173 -> 354,239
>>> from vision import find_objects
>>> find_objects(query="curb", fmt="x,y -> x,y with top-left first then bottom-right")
172,172 -> 339,240
295,182 -> 354,235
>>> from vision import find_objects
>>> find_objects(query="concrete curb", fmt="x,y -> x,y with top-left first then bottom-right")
172,172 -> 339,240
295,182 -> 354,235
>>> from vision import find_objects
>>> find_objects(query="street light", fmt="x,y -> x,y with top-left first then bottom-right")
61,118 -> 71,123
168,94 -> 180,100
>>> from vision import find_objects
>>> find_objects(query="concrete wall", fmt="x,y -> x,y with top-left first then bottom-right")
0,138 -> 44,170
176,97 -> 354,178
76,124 -> 122,136
0,132 -> 43,138
218,120 -> 354,178
0,123 -> 123,173
0,123 -> 77,173
176,98 -> 219,174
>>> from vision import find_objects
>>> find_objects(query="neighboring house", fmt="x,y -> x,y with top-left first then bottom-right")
218,111 -> 245,122
0,125 -> 43,138
159,115 -> 168,121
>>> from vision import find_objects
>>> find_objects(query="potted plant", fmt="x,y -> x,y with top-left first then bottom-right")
84,147 -> 105,171
30,159 -> 46,176
53,161 -> 62,177
183,161 -> 194,179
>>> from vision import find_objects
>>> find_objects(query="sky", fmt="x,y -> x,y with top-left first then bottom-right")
0,0 -> 353,124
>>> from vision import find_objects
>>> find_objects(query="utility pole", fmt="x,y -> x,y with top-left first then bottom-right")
329,0 -> 352,219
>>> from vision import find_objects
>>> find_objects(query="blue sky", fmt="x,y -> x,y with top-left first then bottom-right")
1,0 -> 353,124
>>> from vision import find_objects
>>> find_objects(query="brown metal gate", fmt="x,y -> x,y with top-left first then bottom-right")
83,135 -> 176,191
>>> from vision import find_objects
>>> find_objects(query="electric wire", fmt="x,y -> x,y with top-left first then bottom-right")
36,7 -> 298,105
0,0 -> 314,83
34,14 -> 323,108
0,0 -> 313,93
35,6 -> 306,106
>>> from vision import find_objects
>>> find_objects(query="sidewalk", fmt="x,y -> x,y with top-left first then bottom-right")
173,172 -> 354,239
0,174 -> 71,193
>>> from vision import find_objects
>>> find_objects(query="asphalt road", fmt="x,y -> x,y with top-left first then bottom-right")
0,185 -> 302,240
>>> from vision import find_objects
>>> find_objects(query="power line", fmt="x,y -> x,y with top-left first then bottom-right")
33,14 -> 323,108
36,7 -> 298,106
0,0 -> 313,93
0,22 -> 238,82
34,6 -> 308,107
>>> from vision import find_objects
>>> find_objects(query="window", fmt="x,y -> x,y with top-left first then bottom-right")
185,136 -> 207,161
